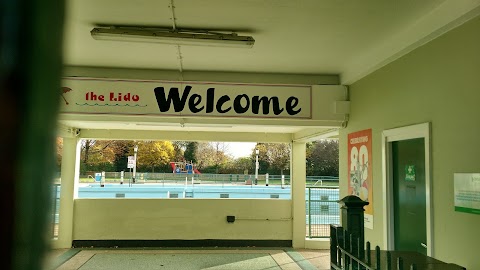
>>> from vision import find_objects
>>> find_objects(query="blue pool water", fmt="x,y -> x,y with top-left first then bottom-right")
79,184 -> 292,199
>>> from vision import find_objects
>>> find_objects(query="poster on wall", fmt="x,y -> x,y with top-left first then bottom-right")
348,128 -> 373,229
454,173 -> 480,215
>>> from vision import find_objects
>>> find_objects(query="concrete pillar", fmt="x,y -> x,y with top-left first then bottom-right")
291,142 -> 306,248
53,137 -> 81,248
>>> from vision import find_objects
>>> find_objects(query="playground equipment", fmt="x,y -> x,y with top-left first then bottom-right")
170,161 -> 201,174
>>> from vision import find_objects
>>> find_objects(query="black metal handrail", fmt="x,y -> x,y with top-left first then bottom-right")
330,196 -> 466,270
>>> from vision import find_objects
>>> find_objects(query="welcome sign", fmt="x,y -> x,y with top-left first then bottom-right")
60,78 -> 312,119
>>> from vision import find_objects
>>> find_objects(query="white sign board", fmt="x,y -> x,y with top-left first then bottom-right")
59,78 -> 312,119
127,156 -> 135,169
454,173 -> 480,215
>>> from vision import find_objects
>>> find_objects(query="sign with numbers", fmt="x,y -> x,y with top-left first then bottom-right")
348,128 -> 373,229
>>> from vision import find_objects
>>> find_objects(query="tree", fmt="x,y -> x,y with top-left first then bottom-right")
254,143 -> 290,174
136,141 -> 175,172
80,140 -> 116,164
55,137 -> 63,171
184,142 -> 198,163
195,142 -> 216,170
171,141 -> 188,161
81,139 -> 95,163
306,139 -> 339,176
211,142 -> 230,173
252,143 -> 270,174
78,140 -> 117,174
266,143 -> 290,175
233,157 -> 253,174
195,142 -> 232,173
110,140 -> 133,172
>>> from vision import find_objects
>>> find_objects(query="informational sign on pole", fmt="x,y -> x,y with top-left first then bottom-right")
127,156 -> 135,169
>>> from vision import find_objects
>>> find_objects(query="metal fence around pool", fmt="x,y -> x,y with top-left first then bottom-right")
80,172 -> 339,187
306,186 -> 340,238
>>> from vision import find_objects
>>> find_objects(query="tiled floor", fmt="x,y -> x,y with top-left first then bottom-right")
45,248 -> 331,270
296,249 -> 331,269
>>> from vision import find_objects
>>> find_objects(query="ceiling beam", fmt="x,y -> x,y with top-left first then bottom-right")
78,129 -> 292,143
63,66 -> 340,85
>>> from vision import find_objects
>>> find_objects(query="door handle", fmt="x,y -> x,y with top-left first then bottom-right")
421,243 -> 427,249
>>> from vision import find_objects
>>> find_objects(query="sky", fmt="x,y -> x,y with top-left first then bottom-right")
225,142 -> 257,159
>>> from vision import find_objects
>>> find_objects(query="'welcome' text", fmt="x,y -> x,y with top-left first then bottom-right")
154,86 -> 301,116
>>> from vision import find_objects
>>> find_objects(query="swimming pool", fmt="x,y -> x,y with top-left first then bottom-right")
78,184 -> 292,199
52,184 -> 340,225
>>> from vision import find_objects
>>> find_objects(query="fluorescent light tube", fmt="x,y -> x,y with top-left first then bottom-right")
91,27 -> 255,48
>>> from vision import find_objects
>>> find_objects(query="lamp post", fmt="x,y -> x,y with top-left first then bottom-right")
133,145 -> 138,183
255,149 -> 259,185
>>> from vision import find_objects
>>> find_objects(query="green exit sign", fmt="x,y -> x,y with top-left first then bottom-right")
405,165 -> 416,181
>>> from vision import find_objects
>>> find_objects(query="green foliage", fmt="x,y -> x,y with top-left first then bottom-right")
306,139 -> 339,176
233,157 -> 253,174
136,141 -> 175,172
195,142 -> 216,169
265,143 -> 290,174
195,142 -> 232,173
80,140 -> 116,165
253,143 -> 270,173
62,139 -> 337,176
80,162 -> 116,175
171,141 -> 187,161
111,140 -> 133,171
253,143 -> 291,174
184,142 -> 198,163
55,137 -> 63,172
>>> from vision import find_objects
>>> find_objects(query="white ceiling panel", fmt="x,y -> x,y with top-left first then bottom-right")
60,0 -> 480,137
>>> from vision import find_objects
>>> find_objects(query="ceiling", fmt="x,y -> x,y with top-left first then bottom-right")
59,120 -> 307,134
60,0 -> 480,138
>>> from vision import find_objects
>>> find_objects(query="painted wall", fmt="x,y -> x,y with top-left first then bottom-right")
339,16 -> 480,269
73,199 -> 292,240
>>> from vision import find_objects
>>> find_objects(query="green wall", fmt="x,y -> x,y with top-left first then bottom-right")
339,16 -> 480,269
